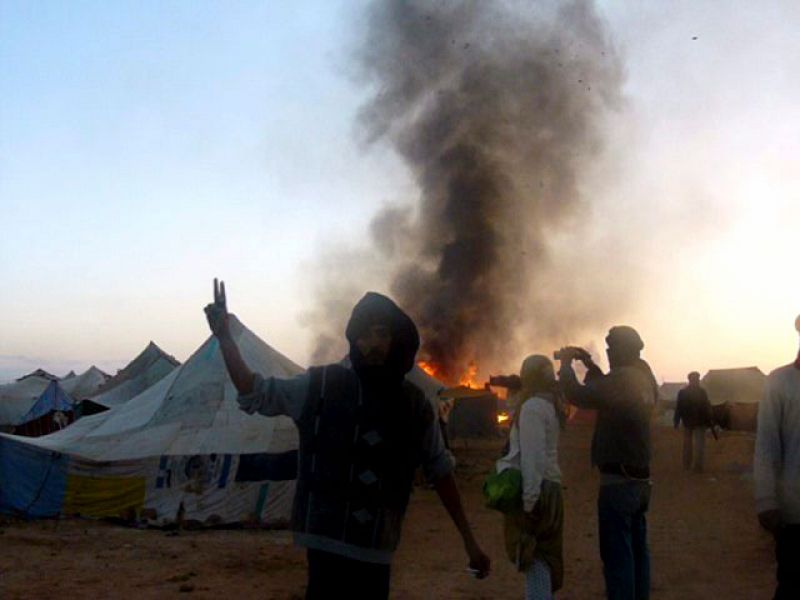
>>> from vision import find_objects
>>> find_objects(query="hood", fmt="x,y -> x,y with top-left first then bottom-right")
346,292 -> 420,383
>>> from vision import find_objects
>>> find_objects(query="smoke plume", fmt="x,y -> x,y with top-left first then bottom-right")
309,0 -> 627,382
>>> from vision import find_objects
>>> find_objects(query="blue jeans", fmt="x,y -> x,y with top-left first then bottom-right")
597,481 -> 651,600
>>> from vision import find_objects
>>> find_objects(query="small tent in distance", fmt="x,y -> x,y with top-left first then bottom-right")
658,382 -> 684,409
62,366 -> 110,403
703,367 -> 765,431
17,369 -> 60,382
702,367 -> 766,405
83,342 -> 180,415
0,376 -> 75,436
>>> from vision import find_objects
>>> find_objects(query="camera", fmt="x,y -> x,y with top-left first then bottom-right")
553,347 -> 590,362
488,374 -> 522,390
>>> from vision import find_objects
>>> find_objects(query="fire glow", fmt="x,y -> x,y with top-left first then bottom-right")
458,361 -> 480,389
418,359 -> 482,389
418,360 -> 440,378
497,412 -> 510,425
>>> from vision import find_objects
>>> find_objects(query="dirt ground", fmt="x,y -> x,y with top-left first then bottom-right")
0,422 -> 777,599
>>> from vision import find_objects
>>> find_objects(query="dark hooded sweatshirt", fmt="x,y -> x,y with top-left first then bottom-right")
559,359 -> 657,472
236,292 -> 453,564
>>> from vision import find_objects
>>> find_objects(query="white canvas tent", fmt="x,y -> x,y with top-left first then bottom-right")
92,342 -> 180,408
0,316 -> 301,526
61,366 -> 110,401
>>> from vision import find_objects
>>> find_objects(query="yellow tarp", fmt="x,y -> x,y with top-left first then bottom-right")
63,474 -> 146,518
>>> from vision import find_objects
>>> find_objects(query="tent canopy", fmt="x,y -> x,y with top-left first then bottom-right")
62,366 -> 110,401
0,377 -> 75,426
16,369 -> 59,382
12,316 -> 301,460
702,367 -> 766,405
92,342 -> 180,408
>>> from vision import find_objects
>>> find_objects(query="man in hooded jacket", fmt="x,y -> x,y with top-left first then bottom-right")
205,282 -> 490,599
557,326 -> 658,600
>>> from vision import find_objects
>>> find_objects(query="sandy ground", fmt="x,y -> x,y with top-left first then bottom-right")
0,422 -> 777,599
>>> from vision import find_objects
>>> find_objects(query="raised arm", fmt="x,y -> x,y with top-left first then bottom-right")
558,348 -> 605,409
204,278 -> 254,395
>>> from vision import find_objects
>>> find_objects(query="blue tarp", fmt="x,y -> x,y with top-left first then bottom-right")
0,436 -> 68,517
20,380 -> 74,424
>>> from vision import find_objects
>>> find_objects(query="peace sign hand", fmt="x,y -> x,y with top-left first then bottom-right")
204,278 -> 230,338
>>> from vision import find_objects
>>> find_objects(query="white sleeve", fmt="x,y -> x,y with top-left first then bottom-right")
519,399 -> 546,512
754,375 -> 781,514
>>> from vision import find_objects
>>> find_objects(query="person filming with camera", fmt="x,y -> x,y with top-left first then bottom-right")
556,327 -> 658,600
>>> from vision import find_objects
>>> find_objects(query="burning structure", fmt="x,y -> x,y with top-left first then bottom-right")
311,0 -> 625,384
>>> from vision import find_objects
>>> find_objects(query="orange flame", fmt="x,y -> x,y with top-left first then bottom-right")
459,361 -> 480,389
418,359 -> 483,389
496,412 -> 510,425
418,360 -> 439,378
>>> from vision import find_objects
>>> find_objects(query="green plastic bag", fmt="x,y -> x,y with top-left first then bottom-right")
482,467 -> 522,513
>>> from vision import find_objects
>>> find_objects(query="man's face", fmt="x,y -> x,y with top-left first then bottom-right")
356,323 -> 392,366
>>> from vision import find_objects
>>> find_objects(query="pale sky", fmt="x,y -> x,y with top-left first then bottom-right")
1,1 -> 798,383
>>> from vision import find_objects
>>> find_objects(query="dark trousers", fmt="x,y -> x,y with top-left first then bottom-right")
597,481 -> 651,600
305,549 -> 391,600
774,524 -> 800,600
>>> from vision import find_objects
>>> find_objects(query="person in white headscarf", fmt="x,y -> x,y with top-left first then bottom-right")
496,355 -> 565,599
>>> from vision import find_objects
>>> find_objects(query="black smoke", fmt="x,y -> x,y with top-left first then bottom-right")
310,0 -> 626,382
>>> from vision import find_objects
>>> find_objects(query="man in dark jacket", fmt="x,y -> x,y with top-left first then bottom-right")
674,371 -> 714,472
205,282 -> 490,599
558,326 -> 658,600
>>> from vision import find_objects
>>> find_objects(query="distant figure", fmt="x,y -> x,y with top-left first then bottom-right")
754,315 -> 800,600
496,355 -> 564,599
674,371 -> 714,473
205,281 -> 490,599
558,326 -> 658,600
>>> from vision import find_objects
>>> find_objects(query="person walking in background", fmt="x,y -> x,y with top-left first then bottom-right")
674,371 -> 714,473
205,281 -> 490,599
496,355 -> 565,599
558,326 -> 658,600
754,315 -> 800,600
